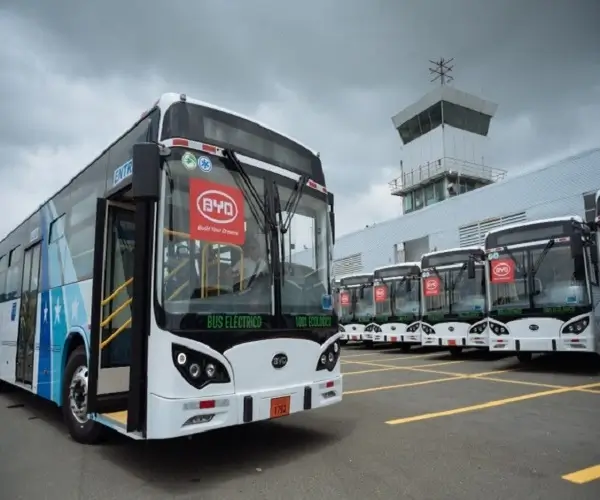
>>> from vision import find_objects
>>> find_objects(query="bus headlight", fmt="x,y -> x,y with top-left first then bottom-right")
561,317 -> 589,335
489,323 -> 509,336
421,324 -> 435,335
171,344 -> 231,389
469,322 -> 488,335
406,323 -> 420,333
316,341 -> 340,372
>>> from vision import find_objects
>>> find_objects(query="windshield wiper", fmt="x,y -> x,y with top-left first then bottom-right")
531,239 -> 555,278
499,246 -> 525,278
279,175 -> 309,233
222,149 -> 276,233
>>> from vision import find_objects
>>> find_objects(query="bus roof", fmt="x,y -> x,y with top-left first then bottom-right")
373,262 -> 420,272
421,246 -> 482,259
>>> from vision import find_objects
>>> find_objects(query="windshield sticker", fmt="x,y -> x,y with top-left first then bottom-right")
295,315 -> 333,328
423,276 -> 441,297
198,156 -> 213,173
189,178 -> 245,245
490,259 -> 515,283
321,294 -> 333,311
113,159 -> 133,187
181,152 -> 197,170
374,285 -> 388,303
340,292 -> 350,306
206,314 -> 262,329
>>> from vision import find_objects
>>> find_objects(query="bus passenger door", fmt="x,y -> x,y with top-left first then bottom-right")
15,243 -> 41,385
87,199 -> 148,434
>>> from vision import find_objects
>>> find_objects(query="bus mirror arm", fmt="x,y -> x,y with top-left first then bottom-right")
132,142 -> 161,201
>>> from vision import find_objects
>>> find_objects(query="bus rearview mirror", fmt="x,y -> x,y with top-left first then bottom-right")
570,235 -> 583,258
467,258 -> 476,279
132,142 -> 161,201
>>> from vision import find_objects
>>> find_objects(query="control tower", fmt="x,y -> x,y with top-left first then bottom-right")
388,58 -> 506,214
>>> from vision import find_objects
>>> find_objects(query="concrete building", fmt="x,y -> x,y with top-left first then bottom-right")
293,76 -> 600,277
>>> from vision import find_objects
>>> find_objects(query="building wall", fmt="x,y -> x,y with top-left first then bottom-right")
296,148 -> 600,275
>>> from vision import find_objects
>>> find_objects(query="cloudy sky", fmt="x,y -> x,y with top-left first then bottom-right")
1,0 -> 599,244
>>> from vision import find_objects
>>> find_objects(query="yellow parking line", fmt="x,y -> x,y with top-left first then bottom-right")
343,360 -> 463,376
341,352 -> 389,359
562,464 -> 600,484
344,375 -> 463,395
385,382 -> 600,425
342,354 -> 439,368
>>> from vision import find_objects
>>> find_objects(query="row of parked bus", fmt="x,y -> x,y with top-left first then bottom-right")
334,214 -> 600,362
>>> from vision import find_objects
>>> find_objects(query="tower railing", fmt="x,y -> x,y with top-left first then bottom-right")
388,157 -> 507,196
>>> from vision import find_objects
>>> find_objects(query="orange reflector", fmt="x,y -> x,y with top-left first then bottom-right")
172,138 -> 189,147
202,143 -> 217,154
199,400 -> 215,409
326,381 -> 334,388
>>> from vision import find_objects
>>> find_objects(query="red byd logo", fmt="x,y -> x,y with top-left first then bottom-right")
189,178 -> 245,245
374,285 -> 388,302
491,258 -> 515,284
340,292 -> 350,306
423,276 -> 441,297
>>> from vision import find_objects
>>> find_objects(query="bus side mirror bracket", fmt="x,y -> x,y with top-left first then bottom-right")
132,142 -> 161,201
467,257 -> 476,279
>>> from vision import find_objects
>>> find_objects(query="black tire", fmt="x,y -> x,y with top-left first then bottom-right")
340,339 -> 348,346
449,346 -> 463,357
516,352 -> 533,363
363,340 -> 374,349
62,346 -> 104,444
400,343 -> 412,353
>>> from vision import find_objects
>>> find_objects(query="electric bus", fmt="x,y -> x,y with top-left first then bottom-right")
371,262 -> 421,351
337,273 -> 374,346
0,92 -> 342,444
332,278 -> 348,345
485,215 -> 600,362
420,246 -> 487,356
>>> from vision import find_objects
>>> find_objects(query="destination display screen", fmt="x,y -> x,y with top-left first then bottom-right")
422,250 -> 477,268
487,221 -> 571,248
161,101 -> 323,183
340,275 -> 373,287
374,266 -> 419,279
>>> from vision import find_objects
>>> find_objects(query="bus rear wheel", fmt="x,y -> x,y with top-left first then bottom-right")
62,346 -> 105,444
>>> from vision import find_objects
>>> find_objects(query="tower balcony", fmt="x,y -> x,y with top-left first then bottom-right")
388,157 -> 507,197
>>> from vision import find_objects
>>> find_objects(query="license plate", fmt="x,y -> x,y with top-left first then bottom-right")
352,336 -> 358,340
270,396 -> 291,419
448,339 -> 456,346
390,336 -> 397,342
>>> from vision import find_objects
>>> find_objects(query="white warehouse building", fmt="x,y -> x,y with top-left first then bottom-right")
293,78 -> 600,276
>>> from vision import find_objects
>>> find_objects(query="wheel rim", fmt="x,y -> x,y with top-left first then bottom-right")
69,365 -> 89,424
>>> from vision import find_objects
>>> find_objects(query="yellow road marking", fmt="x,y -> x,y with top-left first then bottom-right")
344,375 -> 462,395
342,354 -> 440,368
405,367 -> 514,378
562,464 -> 600,484
342,351 -> 391,359
385,382 -> 600,425
343,360 -> 463,376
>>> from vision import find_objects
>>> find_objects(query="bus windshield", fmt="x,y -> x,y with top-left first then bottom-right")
488,243 -> 590,310
423,265 -> 486,316
337,287 -> 353,322
374,277 -> 420,319
156,148 -> 272,316
354,285 -> 374,320
277,183 -> 331,315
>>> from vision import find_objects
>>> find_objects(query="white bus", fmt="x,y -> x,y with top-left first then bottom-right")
485,215 -> 600,361
332,278 -> 348,345
420,246 -> 487,356
337,273 -> 374,346
0,92 -> 342,443
371,263 -> 421,351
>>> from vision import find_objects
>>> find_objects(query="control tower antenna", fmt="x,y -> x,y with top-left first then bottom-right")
429,57 -> 454,86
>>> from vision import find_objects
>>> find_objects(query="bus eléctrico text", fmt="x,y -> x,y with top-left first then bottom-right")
420,246 -> 488,356
0,92 -> 342,443
337,273 -> 374,346
485,215 -> 600,361
370,263 -> 421,351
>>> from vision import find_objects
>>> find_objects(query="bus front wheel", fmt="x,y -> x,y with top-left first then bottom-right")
62,346 -> 105,445
516,352 -> 533,363
449,346 -> 463,357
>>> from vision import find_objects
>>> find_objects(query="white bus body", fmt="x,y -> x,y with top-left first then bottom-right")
485,216 -> 600,361
0,93 -> 342,443
420,246 -> 488,355
371,262 -> 421,351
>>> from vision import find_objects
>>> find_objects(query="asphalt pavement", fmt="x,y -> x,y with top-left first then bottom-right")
1,345 -> 600,500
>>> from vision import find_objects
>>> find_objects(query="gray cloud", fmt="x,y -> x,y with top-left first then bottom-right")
1,0 -> 599,239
